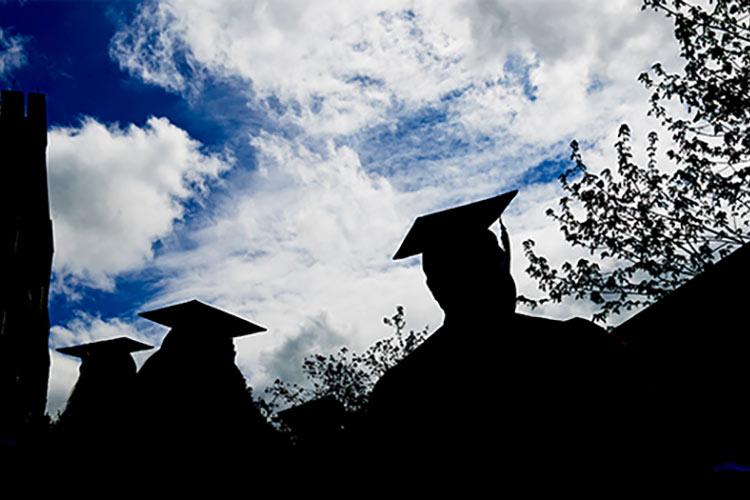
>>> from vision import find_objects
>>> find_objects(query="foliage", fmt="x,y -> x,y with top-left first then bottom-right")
258,306 -> 429,422
521,0 -> 750,323
641,0 -> 750,170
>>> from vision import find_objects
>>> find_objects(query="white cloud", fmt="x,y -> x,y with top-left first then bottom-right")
48,117 -> 230,291
50,313 -> 152,349
111,0 -> 680,141
448,0 -> 682,148
112,1 -> 472,135
144,133 -> 443,389
141,132 -> 600,392
0,27 -> 27,77
100,1 -> 687,392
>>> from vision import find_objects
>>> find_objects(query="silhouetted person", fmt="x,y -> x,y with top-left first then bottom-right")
366,190 -> 635,485
613,241 -> 750,483
135,300 -> 283,473
54,337 -> 152,468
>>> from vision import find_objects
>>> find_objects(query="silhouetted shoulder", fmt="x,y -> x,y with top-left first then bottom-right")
505,313 -> 628,385
508,313 -> 620,353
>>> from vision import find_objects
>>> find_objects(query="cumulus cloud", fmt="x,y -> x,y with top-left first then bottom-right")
101,0 -> 688,392
0,27 -> 27,77
48,117 -> 230,291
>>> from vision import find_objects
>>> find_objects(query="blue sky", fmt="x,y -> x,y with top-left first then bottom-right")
0,0 -> 680,414
1,1 -> 264,326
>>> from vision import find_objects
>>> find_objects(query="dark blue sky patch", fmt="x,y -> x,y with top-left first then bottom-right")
439,85 -> 472,104
518,156 -> 574,186
0,0 -> 266,160
354,97 -> 511,189
0,1 -> 178,127
49,266 -> 164,329
502,54 -> 538,102
262,94 -> 288,116
392,106 -> 450,140
345,75 -> 385,89
167,190 -> 218,236
183,75 -> 266,168
356,104 -> 463,177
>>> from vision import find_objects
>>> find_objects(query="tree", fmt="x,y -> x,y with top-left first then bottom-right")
521,0 -> 750,323
258,306 -> 429,422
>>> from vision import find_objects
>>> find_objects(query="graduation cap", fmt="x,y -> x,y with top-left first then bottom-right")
393,190 -> 518,260
57,337 -> 153,359
138,299 -> 267,337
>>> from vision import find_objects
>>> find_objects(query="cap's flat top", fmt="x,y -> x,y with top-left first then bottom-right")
393,190 -> 518,259
138,299 -> 267,337
57,337 -> 153,359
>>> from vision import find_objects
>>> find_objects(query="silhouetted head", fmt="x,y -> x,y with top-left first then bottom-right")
160,326 -> 237,363
57,338 -> 151,425
66,353 -> 138,416
139,299 -> 266,366
393,190 -> 519,321
77,351 -> 138,379
140,300 -> 265,333
57,337 -> 151,395
422,228 -> 516,318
